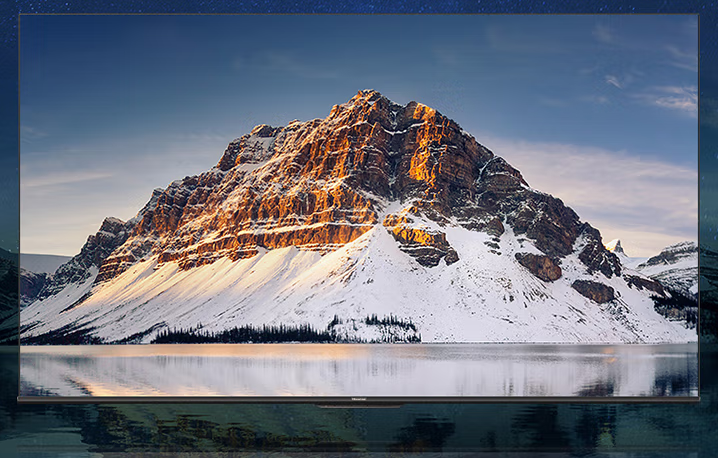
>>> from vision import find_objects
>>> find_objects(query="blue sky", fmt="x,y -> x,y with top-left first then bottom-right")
20,15 -> 697,257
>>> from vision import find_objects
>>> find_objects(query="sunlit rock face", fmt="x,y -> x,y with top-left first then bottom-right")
383,213 -> 459,267
39,90 -> 625,286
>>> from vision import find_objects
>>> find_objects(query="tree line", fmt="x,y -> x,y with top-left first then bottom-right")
152,314 -> 422,344
152,323 -> 335,344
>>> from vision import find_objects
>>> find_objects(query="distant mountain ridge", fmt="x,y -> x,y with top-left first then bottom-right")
637,241 -> 698,299
605,239 -> 697,299
21,90 -> 697,344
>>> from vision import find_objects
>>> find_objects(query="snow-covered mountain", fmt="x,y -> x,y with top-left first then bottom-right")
20,90 -> 697,344
604,239 -> 698,333
635,241 -> 698,299
605,239 -> 697,298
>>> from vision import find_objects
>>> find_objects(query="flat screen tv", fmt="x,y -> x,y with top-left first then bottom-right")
18,14 -> 699,402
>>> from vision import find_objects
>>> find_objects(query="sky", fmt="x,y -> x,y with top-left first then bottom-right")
19,15 -> 697,258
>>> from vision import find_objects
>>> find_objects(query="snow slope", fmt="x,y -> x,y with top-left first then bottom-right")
21,221 -> 696,344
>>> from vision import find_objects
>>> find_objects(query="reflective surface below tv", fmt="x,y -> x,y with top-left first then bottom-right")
19,343 -> 698,398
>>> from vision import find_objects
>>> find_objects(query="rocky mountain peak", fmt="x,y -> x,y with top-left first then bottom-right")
605,239 -> 626,256
99,217 -> 126,235
46,90 -> 621,283
250,124 -> 280,137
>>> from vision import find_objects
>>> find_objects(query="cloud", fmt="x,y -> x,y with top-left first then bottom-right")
477,135 -> 697,257
604,72 -> 640,90
21,170 -> 114,189
665,45 -> 697,72
633,85 -> 697,117
605,75 -> 623,89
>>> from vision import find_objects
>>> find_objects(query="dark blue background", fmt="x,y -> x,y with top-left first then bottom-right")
2,1 -> 716,456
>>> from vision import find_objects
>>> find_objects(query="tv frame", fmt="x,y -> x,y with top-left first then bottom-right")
15,12 -> 701,405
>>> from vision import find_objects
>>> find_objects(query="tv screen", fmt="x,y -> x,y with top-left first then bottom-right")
18,14 -> 698,401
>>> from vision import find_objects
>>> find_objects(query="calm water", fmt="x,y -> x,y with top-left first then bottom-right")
19,343 -> 698,398
2,345 -> 716,456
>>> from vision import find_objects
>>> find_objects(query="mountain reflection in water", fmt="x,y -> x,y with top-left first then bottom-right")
1,345 -> 715,456
19,343 -> 697,398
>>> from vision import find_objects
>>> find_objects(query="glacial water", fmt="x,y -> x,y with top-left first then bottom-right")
19,343 -> 698,398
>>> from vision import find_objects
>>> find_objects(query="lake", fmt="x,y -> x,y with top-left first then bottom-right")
19,343 -> 698,398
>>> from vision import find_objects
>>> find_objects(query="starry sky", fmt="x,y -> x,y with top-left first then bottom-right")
19,15 -> 697,257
